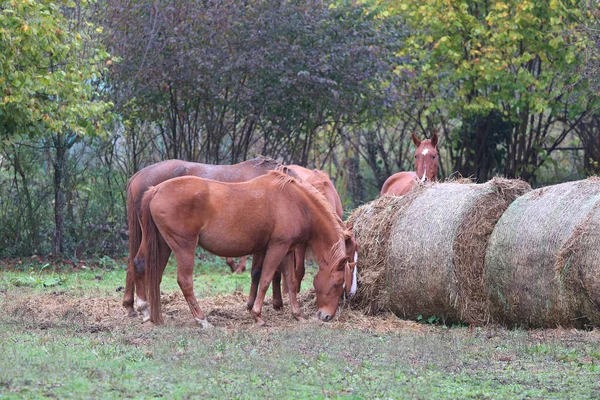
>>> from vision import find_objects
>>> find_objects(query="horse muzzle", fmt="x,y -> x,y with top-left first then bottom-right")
316,310 -> 332,322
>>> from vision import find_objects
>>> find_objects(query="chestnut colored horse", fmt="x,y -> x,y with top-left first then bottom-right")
123,157 -> 281,317
246,165 -> 357,313
380,133 -> 439,196
135,170 -> 354,327
284,165 -> 356,293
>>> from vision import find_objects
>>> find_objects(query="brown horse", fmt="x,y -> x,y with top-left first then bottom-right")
245,165 -> 357,313
380,133 -> 439,196
135,170 -> 354,327
124,157 -> 281,317
284,165 -> 355,294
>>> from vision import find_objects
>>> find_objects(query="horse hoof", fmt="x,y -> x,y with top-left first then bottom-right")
127,310 -> 138,318
196,318 -> 213,330
246,302 -> 255,311
273,302 -> 283,311
141,310 -> 150,323
251,310 -> 265,326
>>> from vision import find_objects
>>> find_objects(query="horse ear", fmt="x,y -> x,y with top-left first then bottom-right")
431,132 -> 439,148
343,229 -> 352,240
411,133 -> 421,147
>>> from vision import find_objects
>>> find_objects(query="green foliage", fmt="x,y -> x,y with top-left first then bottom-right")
105,0 -> 402,164
384,0 -> 596,181
0,0 -> 112,142
0,138 -> 128,257
8,263 -> 66,288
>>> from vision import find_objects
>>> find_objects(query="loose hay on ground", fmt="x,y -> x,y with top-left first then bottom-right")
349,178 -> 530,325
485,177 -> 600,328
0,290 -> 427,334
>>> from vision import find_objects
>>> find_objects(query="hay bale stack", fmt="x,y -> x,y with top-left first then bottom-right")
349,178 -> 530,324
347,194 -> 419,315
484,177 -> 600,328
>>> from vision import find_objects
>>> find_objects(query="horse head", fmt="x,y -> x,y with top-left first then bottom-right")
313,224 -> 358,321
412,132 -> 439,183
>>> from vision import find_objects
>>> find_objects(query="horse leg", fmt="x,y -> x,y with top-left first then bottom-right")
250,244 -> 289,326
294,245 -> 307,293
225,257 -> 236,273
135,235 -> 171,323
272,270 -> 283,311
234,256 -> 247,273
281,252 -> 303,321
247,253 -> 264,310
174,243 -> 212,329
123,259 -> 137,317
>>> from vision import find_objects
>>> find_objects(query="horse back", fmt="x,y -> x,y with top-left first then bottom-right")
380,171 -> 418,196
288,165 -> 343,218
148,175 -> 302,256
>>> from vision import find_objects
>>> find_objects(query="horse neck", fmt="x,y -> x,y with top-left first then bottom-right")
305,202 -> 345,270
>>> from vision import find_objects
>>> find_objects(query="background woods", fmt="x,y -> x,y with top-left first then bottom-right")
0,0 -> 598,257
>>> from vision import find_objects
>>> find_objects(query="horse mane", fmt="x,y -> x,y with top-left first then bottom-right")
266,169 -> 347,269
248,156 -> 282,171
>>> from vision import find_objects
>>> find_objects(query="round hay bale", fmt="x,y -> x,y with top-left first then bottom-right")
484,177 -> 600,328
348,178 -> 530,324
557,202 -> 600,327
347,193 -> 421,315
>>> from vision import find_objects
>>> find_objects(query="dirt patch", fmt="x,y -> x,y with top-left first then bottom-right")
0,290 -> 429,334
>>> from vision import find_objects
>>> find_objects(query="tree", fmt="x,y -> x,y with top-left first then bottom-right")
103,0 -> 402,167
0,0 -> 111,141
394,0 -> 594,182
0,0 -> 112,254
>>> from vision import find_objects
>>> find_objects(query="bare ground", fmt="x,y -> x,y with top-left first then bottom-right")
0,289 -> 431,335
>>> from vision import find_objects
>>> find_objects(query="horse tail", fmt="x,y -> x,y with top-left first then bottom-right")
140,187 -> 164,325
125,178 -> 141,297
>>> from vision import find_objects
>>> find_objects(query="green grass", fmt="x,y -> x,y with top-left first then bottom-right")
0,253 -> 255,298
1,258 -> 599,399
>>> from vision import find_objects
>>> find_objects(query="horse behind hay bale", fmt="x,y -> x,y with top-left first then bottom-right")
349,177 -> 530,325
380,133 -> 439,196
485,177 -> 600,328
135,170 -> 355,327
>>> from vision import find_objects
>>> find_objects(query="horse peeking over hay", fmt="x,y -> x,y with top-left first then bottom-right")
380,133 -> 439,196
134,170 -> 356,327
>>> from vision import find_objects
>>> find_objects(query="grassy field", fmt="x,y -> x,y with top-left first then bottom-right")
1,256 -> 600,399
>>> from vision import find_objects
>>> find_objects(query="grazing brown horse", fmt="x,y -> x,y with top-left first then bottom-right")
380,133 -> 439,196
135,170 -> 354,327
123,157 -> 281,317
284,165 -> 356,294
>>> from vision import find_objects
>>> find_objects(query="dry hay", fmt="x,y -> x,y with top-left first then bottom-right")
348,178 -> 530,325
346,191 -> 425,314
0,290 -> 427,334
485,177 -> 600,328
